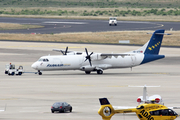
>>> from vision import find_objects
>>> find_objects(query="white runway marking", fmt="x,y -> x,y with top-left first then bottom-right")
43,22 -> 88,24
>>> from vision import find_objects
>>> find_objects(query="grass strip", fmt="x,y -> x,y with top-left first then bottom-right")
0,23 -> 44,30
0,31 -> 179,46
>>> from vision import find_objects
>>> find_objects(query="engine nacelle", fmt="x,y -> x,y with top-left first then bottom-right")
80,66 -> 95,71
91,53 -> 107,61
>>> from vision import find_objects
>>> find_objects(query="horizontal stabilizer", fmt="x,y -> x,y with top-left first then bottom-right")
147,32 -> 171,35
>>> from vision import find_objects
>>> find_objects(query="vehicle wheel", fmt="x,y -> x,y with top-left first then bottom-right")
115,24 -> 117,26
97,70 -> 103,74
18,72 -> 22,75
63,108 -> 66,113
85,71 -> 91,74
51,110 -> 54,113
109,24 -> 111,26
11,72 -> 15,75
39,72 -> 42,75
70,108 -> 72,112
5,71 -> 8,74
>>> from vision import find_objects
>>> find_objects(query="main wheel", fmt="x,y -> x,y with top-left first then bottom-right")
97,70 -> 103,74
51,110 -> 54,113
85,71 -> 91,74
39,72 -> 42,75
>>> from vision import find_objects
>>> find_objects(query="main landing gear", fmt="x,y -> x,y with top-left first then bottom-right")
85,70 -> 103,75
97,70 -> 103,74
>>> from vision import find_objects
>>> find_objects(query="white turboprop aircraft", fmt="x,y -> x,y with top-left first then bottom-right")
31,29 -> 170,75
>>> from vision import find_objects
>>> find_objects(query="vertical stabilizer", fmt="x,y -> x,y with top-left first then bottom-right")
144,29 -> 164,54
143,85 -> 148,102
137,29 -> 171,55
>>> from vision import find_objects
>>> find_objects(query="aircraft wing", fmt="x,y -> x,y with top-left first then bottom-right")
53,49 -> 83,55
52,49 -> 72,53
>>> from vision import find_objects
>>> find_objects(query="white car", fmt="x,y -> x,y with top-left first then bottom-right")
109,17 -> 117,26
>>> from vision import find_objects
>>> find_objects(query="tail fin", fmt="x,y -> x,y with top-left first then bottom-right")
129,85 -> 160,103
137,29 -> 170,55
98,98 -> 115,120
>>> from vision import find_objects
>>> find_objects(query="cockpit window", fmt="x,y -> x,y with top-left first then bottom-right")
38,58 -> 49,62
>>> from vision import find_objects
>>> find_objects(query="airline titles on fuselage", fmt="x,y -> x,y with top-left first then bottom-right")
47,64 -> 71,67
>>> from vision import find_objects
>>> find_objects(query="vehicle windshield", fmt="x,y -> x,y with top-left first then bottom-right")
110,18 -> 116,20
9,65 -> 15,69
53,102 -> 62,106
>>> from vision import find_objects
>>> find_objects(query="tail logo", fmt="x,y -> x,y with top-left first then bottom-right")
148,41 -> 161,51
102,99 -> 109,105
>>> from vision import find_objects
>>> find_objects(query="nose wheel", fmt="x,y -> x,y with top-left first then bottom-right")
38,70 -> 42,75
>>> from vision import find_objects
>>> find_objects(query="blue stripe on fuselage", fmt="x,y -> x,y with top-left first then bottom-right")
140,54 -> 165,64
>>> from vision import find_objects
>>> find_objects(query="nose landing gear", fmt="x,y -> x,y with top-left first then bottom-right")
38,70 -> 42,75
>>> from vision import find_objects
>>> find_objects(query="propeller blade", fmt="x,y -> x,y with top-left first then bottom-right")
90,52 -> 93,56
64,46 -> 68,55
60,50 -> 65,55
85,48 -> 88,56
84,48 -> 93,66
89,58 -> 92,66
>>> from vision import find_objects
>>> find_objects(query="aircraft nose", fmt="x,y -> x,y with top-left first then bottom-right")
31,62 -> 37,69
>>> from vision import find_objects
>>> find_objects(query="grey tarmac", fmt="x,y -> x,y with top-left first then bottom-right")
0,41 -> 180,120
1,17 -> 180,34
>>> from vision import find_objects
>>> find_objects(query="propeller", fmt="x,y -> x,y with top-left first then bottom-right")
61,46 -> 68,55
84,48 -> 93,66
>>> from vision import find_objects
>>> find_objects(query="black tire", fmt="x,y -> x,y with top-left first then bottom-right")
69,108 -> 72,112
109,24 -> 111,26
11,72 -> 15,75
85,71 -> 91,74
115,24 -> 117,26
18,72 -> 22,75
5,71 -> 8,74
63,108 -> 66,113
51,110 -> 54,113
97,70 -> 103,74
39,72 -> 42,75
